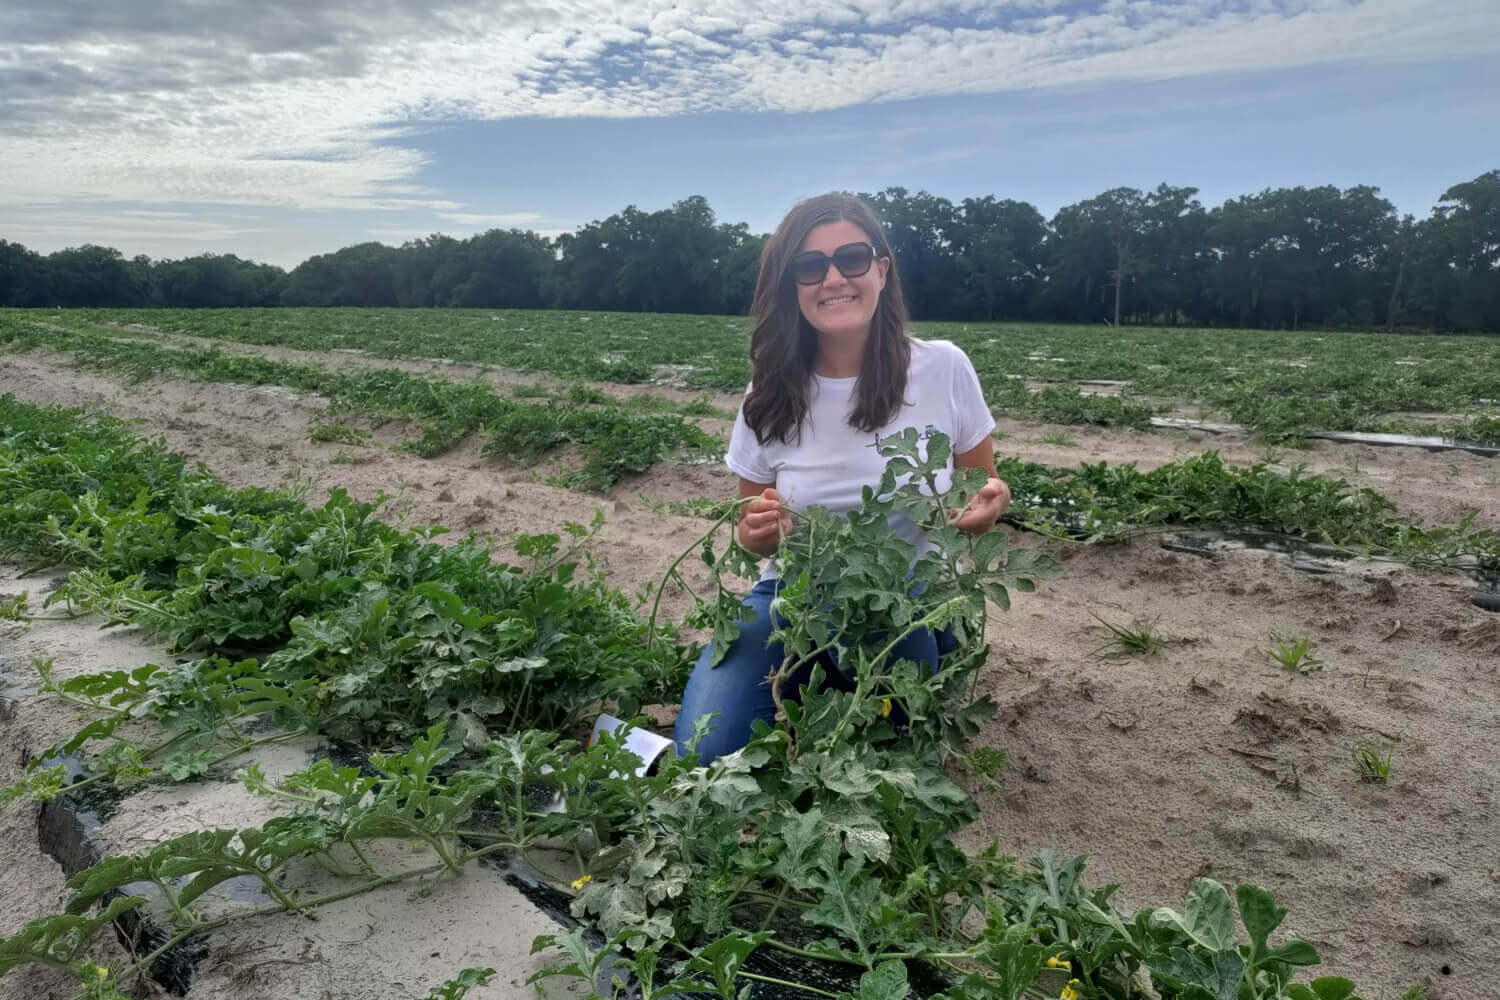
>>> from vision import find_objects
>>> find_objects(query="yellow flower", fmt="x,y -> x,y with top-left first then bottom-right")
95,965 -> 110,979
1047,954 -> 1072,971
1060,978 -> 1082,1000
570,874 -> 592,890
880,699 -> 892,719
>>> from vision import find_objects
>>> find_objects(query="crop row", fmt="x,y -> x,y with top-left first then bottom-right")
649,452 -> 1500,573
0,317 -> 721,490
17,308 -> 1500,443
6,310 -> 1493,572
997,453 -> 1499,570
5,309 -> 1494,571
0,395 -> 1370,1000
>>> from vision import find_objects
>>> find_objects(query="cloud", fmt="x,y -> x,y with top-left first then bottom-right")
0,203 -> 267,250
0,0 -> 1493,240
435,211 -> 548,227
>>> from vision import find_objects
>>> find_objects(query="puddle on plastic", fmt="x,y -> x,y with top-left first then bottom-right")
1161,527 -> 1499,610
1160,528 -> 1350,575
1472,574 -> 1500,613
36,751 -> 211,993
0,655 -> 40,719
1149,417 -> 1500,457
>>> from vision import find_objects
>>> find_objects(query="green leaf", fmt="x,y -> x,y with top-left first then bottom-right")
161,748 -> 217,781
982,582 -> 1011,610
1264,938 -> 1322,968
493,655 -> 547,674
1235,882 -> 1286,960
0,895 -> 148,976
1313,978 -> 1360,1000
1151,947 -> 1246,1000
1000,546 -> 1063,580
801,852 -> 883,963
772,809 -> 825,886
448,710 -> 490,752
528,927 -> 603,986
412,966 -> 496,1000
826,810 -> 891,865
1288,979 -> 1361,1000
1152,878 -> 1237,952
846,960 -> 910,1000
923,433 -> 951,470
971,531 -> 1008,573
682,931 -> 771,1000
0,763 -> 68,804
65,856 -> 149,915
975,924 -> 1049,1000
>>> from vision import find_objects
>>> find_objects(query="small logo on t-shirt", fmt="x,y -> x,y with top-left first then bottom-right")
921,424 -> 940,440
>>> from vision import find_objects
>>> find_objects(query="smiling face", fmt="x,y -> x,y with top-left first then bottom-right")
793,219 -> 890,345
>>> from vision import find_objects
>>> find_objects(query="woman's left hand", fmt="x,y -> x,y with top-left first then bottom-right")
953,477 -> 1011,534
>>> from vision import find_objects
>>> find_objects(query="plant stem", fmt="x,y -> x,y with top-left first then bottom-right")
823,609 -> 947,747
757,881 -> 791,932
736,972 -> 841,998
646,499 -> 748,652
346,838 -> 377,875
763,938 -> 979,965
128,841 -> 512,978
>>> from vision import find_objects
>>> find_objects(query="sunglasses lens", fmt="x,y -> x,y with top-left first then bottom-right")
833,243 -> 874,278
789,252 -> 830,285
788,243 -> 877,285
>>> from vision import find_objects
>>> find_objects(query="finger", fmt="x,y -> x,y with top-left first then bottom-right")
751,515 -> 790,540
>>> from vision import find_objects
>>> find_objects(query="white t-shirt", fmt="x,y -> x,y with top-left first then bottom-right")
725,337 -> 996,580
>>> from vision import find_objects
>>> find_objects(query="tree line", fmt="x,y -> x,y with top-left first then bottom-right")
2,171 -> 1496,331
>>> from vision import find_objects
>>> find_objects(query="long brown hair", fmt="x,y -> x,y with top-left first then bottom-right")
742,193 -> 911,446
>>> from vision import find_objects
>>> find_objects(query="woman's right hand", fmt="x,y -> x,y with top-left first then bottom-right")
738,488 -> 793,556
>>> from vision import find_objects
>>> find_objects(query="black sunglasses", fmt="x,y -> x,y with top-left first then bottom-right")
787,241 -> 881,286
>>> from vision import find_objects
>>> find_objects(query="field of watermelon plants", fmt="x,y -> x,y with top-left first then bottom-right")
9,308 -> 1500,445
2,309 -> 1498,1000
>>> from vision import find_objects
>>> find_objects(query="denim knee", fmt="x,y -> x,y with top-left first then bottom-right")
674,579 -> 782,762
674,582 -> 960,763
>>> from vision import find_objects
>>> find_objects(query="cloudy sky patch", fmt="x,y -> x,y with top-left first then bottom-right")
1,0 -> 1495,266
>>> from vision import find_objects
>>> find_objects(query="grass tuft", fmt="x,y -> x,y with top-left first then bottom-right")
1089,612 -> 1167,659
1265,631 -> 1324,674
308,423 -> 370,445
1352,733 -> 1400,783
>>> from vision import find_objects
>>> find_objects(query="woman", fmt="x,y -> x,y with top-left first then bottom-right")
674,193 -> 1010,763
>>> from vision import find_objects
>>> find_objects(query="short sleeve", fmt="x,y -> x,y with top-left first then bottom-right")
725,400 -> 775,483
949,347 -> 996,454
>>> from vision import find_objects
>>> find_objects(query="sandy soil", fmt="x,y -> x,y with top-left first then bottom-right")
3,345 -> 1499,1000
0,593 -> 150,1000
0,575 -> 583,1000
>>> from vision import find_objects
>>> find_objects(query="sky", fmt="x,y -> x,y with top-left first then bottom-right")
2,0 -> 1497,270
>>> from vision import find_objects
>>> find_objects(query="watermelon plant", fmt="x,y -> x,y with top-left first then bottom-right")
0,395 -> 1370,1000
10,307 -> 1496,444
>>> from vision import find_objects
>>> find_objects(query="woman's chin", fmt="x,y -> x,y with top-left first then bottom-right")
810,314 -> 875,340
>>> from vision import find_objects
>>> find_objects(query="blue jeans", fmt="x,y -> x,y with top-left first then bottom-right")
673,578 -> 955,764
